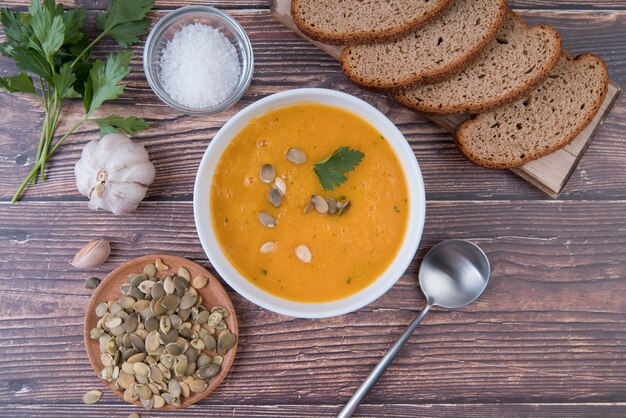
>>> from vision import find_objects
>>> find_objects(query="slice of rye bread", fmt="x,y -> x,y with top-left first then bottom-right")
393,11 -> 562,114
291,0 -> 454,46
455,54 -> 609,169
340,0 -> 507,89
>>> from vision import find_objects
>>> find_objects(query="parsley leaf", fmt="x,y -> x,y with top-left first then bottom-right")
62,8 -> 86,45
313,147 -> 365,191
0,73 -> 35,94
96,0 -> 154,47
83,51 -> 132,115
94,115 -> 149,137
29,0 -> 65,61
0,8 -> 32,49
51,62 -> 80,99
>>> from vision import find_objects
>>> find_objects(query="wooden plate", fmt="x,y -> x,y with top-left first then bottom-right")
84,254 -> 238,409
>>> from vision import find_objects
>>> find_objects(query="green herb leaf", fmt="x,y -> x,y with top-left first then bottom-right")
29,0 -> 65,62
0,8 -> 32,50
11,46 -> 53,79
94,115 -> 149,137
62,8 -> 86,45
52,62 -> 80,99
0,73 -> 36,94
83,51 -> 132,115
313,146 -> 365,191
96,0 -> 154,47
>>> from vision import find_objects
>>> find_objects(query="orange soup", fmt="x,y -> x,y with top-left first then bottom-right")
210,104 -> 408,303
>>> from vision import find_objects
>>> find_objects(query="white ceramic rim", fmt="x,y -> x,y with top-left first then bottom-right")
193,88 -> 426,318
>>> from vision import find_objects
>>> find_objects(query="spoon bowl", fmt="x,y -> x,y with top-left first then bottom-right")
420,239 -> 490,308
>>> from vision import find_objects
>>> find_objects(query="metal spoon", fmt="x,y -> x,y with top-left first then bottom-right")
338,239 -> 491,418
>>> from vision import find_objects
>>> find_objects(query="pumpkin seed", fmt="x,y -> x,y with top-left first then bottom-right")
124,313 -> 139,333
138,280 -> 155,294
159,315 -> 172,334
118,371 -> 135,389
295,244 -> 312,263
162,294 -> 180,312
303,201 -> 314,214
151,282 -> 165,299
136,383 -> 152,400
153,394 -> 165,408
260,241 -> 277,254
274,177 -> 287,194
203,334 -> 217,352
129,273 -> 147,288
207,311 -> 222,327
197,354 -> 212,368
105,316 -> 122,329
189,379 -> 208,393
144,316 -> 158,332
168,379 -> 181,397
198,363 -> 220,379
133,362 -> 150,378
311,195 -> 329,214
82,390 -> 102,404
90,327 -> 104,339
128,413 -> 141,418
196,310 -> 210,324
143,263 -> 156,278
217,331 -> 236,355
163,276 -> 175,295
212,355 -> 224,366
268,186 -> 283,208
165,342 -> 183,356
175,357 -> 188,376
211,306 -> 230,318
161,329 -> 179,345
127,352 -> 146,364
95,303 -> 108,317
173,275 -> 189,293
155,258 -> 169,271
145,330 -> 160,353
177,267 -> 191,282
84,276 -> 100,289
259,164 -> 275,184
286,147 -> 307,164
337,200 -> 351,215
192,275 -> 208,289
179,293 -> 197,310
180,381 -> 191,398
327,198 -> 337,214
259,211 -> 277,228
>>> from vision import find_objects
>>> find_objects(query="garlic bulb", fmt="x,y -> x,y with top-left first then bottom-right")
75,133 -> 156,215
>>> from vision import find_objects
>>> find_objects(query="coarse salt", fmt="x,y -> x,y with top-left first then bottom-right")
158,23 -> 241,109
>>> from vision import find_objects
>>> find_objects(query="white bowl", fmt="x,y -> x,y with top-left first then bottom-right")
194,88 -> 426,318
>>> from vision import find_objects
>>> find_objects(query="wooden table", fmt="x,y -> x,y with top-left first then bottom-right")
0,1 -> 624,417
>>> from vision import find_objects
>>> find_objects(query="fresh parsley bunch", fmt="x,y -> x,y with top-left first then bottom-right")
0,0 -> 154,202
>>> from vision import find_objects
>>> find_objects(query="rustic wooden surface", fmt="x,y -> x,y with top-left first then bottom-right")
0,1 -> 625,418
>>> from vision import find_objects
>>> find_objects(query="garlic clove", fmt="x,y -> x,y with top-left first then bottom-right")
71,239 -> 111,269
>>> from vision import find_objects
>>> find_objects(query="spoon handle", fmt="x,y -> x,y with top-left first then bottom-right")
337,304 -> 432,418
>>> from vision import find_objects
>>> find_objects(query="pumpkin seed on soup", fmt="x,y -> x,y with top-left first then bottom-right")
286,147 -> 307,164
259,164 -> 275,184
259,211 -> 277,228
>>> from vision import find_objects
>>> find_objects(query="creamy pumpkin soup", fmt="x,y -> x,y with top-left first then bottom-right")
210,104 -> 408,303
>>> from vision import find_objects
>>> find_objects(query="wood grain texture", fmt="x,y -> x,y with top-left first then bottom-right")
1,0 -> 626,417
1,10 -> 624,201
1,201 -> 626,410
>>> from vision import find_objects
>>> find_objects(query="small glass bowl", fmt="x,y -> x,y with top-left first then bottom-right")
143,5 -> 254,116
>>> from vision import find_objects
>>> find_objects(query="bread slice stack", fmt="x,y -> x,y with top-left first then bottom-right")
292,0 -> 610,170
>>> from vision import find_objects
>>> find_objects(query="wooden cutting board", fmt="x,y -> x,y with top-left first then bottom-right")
269,0 -> 622,197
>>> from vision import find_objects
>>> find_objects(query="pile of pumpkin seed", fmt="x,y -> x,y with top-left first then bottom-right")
89,259 -> 237,409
